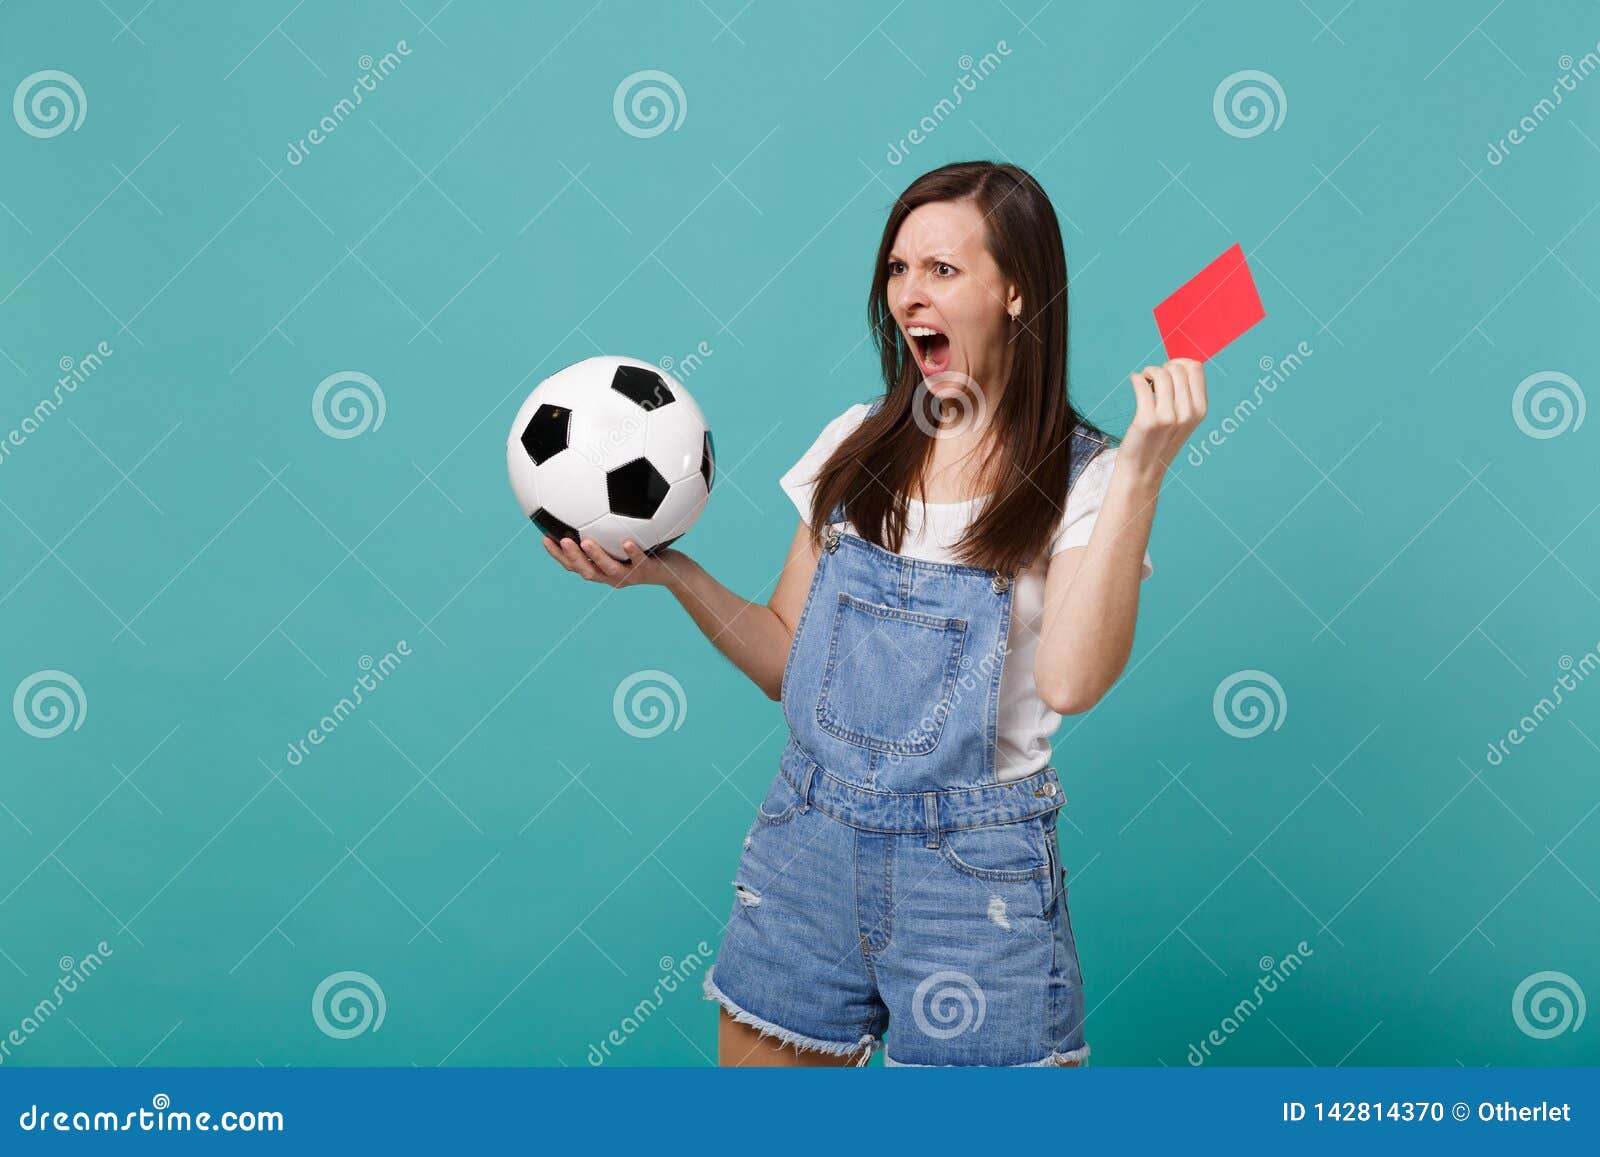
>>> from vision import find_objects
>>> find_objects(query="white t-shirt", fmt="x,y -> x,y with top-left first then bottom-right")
779,402 -> 1154,783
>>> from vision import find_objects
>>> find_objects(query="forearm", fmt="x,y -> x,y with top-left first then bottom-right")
1036,462 -> 1162,711
661,555 -> 792,700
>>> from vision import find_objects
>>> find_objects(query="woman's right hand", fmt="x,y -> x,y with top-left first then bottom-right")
542,534 -> 685,589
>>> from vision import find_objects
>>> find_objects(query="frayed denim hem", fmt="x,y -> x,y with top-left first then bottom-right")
702,965 -> 879,1065
882,1042 -> 1091,1068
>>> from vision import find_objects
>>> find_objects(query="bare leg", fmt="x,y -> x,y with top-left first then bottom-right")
716,1007 -> 860,1067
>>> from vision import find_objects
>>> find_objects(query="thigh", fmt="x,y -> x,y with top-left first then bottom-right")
717,1008 -> 858,1067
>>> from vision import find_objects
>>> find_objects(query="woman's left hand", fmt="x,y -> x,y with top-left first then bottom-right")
1118,357 -> 1208,481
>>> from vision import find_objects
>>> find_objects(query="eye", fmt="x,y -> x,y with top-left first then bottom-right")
887,259 -> 906,275
935,261 -> 956,276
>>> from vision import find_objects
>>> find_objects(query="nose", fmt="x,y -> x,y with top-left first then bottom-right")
895,271 -> 929,316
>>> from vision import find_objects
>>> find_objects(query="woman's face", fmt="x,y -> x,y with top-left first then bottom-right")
887,198 -> 1019,408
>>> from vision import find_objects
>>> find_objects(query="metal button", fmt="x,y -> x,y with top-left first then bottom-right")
1035,781 -> 1058,798
825,529 -> 840,553
991,572 -> 1011,593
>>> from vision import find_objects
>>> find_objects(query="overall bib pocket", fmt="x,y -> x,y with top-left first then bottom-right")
815,592 -> 967,755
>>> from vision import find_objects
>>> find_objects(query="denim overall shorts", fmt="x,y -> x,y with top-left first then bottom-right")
703,419 -> 1110,1067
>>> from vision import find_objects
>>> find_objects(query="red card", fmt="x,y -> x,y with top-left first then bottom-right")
1152,242 -> 1265,361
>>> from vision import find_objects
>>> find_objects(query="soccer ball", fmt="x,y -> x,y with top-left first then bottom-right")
506,356 -> 715,561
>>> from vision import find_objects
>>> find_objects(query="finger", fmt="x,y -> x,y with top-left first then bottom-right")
543,534 -> 576,569
1185,358 -> 1208,420
1143,365 -> 1175,425
1165,360 -> 1193,426
621,540 -> 648,565
1129,372 -> 1155,422
582,538 -> 625,580
560,537 -> 599,581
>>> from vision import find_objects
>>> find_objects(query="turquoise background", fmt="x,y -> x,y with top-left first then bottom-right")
1,0 -> 1596,1067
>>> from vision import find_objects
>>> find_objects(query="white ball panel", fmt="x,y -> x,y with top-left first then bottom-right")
506,436 -> 541,516
652,472 -> 711,539
576,511 -> 652,561
568,388 -> 648,471
535,450 -> 611,527
643,402 -> 710,484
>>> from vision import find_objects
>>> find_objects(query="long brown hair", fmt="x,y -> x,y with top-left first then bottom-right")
804,160 -> 1112,576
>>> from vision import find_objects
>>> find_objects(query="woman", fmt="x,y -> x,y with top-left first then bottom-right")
542,161 -> 1205,1066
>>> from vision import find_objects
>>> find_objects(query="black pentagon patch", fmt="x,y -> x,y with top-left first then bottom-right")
520,404 -> 570,465
530,508 -> 579,542
610,365 -> 675,412
701,429 -> 715,490
646,533 -> 682,556
606,458 -> 670,519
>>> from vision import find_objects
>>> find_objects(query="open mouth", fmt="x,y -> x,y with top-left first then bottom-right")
906,325 -> 952,374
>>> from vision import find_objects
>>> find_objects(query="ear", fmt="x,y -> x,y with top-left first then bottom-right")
1005,286 -> 1023,320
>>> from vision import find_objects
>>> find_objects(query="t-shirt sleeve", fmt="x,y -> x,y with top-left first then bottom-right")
1048,445 -> 1155,580
779,402 -> 872,525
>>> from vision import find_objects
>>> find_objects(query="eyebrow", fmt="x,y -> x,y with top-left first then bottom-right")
887,252 -> 959,262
